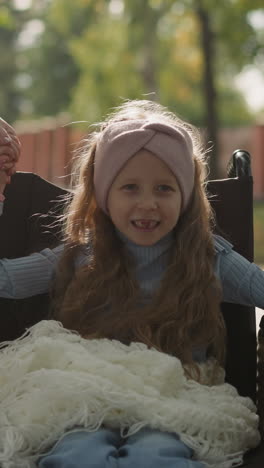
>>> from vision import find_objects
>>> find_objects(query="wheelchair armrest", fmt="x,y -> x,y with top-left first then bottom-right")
227,149 -> 252,178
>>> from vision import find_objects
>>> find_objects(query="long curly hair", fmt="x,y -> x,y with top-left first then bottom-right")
51,100 -> 226,378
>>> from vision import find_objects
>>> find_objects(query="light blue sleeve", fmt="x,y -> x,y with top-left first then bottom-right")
0,244 -> 64,299
214,235 -> 264,308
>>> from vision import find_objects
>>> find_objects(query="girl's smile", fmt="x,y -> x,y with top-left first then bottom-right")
107,149 -> 182,246
131,219 -> 160,231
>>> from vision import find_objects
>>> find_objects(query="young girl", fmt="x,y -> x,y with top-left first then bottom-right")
0,100 -> 263,468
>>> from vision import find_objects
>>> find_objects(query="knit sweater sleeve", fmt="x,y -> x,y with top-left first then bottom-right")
214,235 -> 264,308
0,194 -> 66,299
0,245 -> 65,299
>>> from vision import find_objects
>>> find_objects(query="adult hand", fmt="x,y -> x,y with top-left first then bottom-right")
0,118 -> 21,190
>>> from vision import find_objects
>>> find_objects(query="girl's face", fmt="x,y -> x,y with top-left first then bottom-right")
107,149 -> 182,246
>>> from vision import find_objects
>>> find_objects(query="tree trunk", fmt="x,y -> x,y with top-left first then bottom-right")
195,3 -> 220,179
140,6 -> 159,100
141,42 -> 158,99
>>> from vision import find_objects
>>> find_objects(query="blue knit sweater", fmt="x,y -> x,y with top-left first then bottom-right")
0,226 -> 263,310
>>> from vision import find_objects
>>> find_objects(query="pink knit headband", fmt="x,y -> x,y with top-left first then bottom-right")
94,119 -> 194,213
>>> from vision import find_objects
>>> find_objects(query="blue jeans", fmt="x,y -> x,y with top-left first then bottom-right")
38,427 -> 205,468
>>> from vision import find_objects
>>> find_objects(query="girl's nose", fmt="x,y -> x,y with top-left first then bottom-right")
136,195 -> 158,210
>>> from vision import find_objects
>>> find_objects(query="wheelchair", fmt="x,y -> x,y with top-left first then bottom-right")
0,150 -> 263,466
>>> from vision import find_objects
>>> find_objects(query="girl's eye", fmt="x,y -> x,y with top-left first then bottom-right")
157,185 -> 174,192
122,184 -> 138,191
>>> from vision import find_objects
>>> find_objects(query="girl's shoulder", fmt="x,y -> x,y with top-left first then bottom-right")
212,234 -> 233,254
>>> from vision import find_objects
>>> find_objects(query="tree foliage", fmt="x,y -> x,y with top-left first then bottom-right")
0,2 -> 24,122
13,0 -> 263,176
14,0 -> 263,133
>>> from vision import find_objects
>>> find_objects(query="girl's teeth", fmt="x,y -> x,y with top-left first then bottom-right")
134,220 -> 158,228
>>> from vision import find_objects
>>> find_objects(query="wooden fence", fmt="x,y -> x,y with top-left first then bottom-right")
16,126 -> 84,188
15,123 -> 264,198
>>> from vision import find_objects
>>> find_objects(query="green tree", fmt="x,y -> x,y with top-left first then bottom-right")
192,0 -> 264,176
25,23 -> 79,117
0,2 -> 24,122
19,0 -> 262,179
21,0 -> 89,117
69,14 -> 144,121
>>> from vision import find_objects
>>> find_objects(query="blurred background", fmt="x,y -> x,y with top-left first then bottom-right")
0,0 -> 264,264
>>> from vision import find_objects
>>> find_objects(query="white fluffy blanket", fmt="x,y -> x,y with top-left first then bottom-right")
0,320 -> 260,468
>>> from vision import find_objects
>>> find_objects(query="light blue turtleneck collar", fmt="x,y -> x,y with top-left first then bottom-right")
116,229 -> 174,253
115,229 -> 174,295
